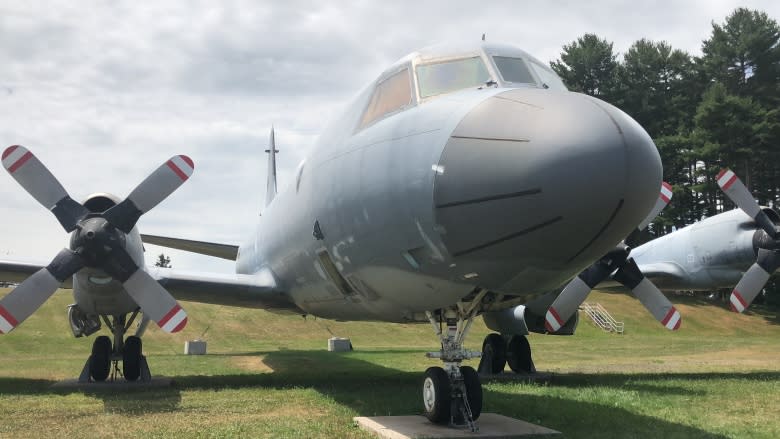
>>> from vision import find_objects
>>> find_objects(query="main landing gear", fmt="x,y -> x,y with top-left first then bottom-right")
423,290 -> 487,432
80,310 -> 152,383
478,333 -> 536,375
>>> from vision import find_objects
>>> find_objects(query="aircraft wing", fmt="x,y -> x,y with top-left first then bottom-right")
636,262 -> 688,290
0,259 -> 75,288
141,234 -> 239,260
1,259 -> 298,312
145,266 -> 298,311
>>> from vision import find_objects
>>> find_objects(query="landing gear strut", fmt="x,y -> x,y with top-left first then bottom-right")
423,290 -> 487,431
79,310 -> 152,383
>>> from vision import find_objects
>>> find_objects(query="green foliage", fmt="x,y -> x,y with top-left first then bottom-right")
550,33 -> 618,99
154,253 -> 171,268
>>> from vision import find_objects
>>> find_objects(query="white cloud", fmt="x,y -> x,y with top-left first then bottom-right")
1,0 -> 778,272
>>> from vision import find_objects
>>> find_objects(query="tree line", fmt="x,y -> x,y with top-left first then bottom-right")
550,7 -> 779,239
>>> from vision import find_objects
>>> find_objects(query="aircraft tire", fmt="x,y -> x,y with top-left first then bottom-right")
422,366 -> 451,424
460,365 -> 482,421
123,336 -> 142,381
506,335 -> 533,373
480,333 -> 506,374
89,335 -> 112,382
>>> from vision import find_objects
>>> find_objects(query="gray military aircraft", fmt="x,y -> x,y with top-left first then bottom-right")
1,41 -> 682,428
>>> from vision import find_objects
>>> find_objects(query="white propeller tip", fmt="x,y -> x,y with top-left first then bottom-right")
729,290 -> 748,313
158,304 -> 187,333
0,305 -> 18,334
545,307 -> 564,333
661,307 -> 681,330
717,169 -> 738,190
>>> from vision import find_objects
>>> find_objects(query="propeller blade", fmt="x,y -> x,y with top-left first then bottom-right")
636,182 -> 673,231
2,145 -> 88,231
0,249 -> 84,333
124,270 -> 188,333
103,155 -> 194,233
613,258 -> 681,330
729,248 -> 780,313
100,246 -> 187,333
546,261 -> 615,332
717,169 -> 776,238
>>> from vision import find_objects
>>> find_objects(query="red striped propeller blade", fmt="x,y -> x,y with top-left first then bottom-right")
103,155 -> 194,233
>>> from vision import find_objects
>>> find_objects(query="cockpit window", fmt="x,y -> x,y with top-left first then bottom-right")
416,57 -> 490,98
359,68 -> 413,129
492,56 -> 536,85
527,60 -> 568,91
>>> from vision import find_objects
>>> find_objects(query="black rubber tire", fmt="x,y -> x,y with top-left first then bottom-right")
89,335 -> 112,382
460,366 -> 482,421
123,336 -> 143,381
481,333 -> 506,374
506,335 -> 533,373
422,366 -> 451,424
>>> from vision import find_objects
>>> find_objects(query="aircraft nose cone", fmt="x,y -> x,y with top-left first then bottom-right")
433,89 -> 661,292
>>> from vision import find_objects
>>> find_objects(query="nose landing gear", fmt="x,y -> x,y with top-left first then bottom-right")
423,289 -> 487,432
80,310 -> 152,383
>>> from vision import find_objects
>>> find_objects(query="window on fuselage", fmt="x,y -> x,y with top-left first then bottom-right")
416,56 -> 490,99
492,56 -> 536,85
359,68 -> 413,129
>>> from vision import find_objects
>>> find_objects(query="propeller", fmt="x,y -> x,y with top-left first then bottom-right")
545,182 -> 681,332
716,169 -> 780,313
0,145 -> 192,334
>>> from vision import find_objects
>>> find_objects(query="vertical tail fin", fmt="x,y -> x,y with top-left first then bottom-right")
265,127 -> 278,207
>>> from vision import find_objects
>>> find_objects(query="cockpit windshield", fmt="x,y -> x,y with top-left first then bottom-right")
416,57 -> 490,99
527,59 -> 568,91
492,56 -> 536,85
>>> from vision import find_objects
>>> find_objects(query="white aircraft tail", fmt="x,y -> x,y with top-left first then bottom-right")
265,127 -> 278,207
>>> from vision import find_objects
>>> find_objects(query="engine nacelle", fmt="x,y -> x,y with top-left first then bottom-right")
483,302 -> 578,336
70,193 -> 147,316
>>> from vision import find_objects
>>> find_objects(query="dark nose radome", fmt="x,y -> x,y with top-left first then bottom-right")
433,89 -> 661,292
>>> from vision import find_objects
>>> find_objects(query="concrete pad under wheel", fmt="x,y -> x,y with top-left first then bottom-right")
51,377 -> 173,391
354,413 -> 561,438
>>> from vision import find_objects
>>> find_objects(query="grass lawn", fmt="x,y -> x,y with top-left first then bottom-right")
1,288 -> 779,438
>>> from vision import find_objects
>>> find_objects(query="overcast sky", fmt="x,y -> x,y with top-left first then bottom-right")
1,1 -> 778,273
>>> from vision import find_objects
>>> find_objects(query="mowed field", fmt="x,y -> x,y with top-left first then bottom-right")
1,288 -> 779,438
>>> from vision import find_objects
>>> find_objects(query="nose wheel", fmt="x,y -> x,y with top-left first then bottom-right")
80,311 -> 152,382
423,290 -> 488,431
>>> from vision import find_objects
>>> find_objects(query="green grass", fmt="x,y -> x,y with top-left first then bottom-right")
1,288 -> 779,438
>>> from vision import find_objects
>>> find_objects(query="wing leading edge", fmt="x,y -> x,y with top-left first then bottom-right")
148,266 -> 300,312
141,234 -> 239,260
1,259 -> 299,313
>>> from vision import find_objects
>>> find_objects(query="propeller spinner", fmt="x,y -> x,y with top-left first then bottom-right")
0,145 -> 192,334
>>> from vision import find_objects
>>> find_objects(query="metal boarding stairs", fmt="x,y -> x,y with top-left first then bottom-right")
581,303 -> 624,334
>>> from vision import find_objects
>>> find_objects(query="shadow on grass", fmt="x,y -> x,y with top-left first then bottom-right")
4,351 -> 772,437
178,350 -> 740,438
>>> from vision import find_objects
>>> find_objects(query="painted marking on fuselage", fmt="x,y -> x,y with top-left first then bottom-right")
449,135 -> 530,143
436,188 -> 541,209
452,216 -> 562,257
